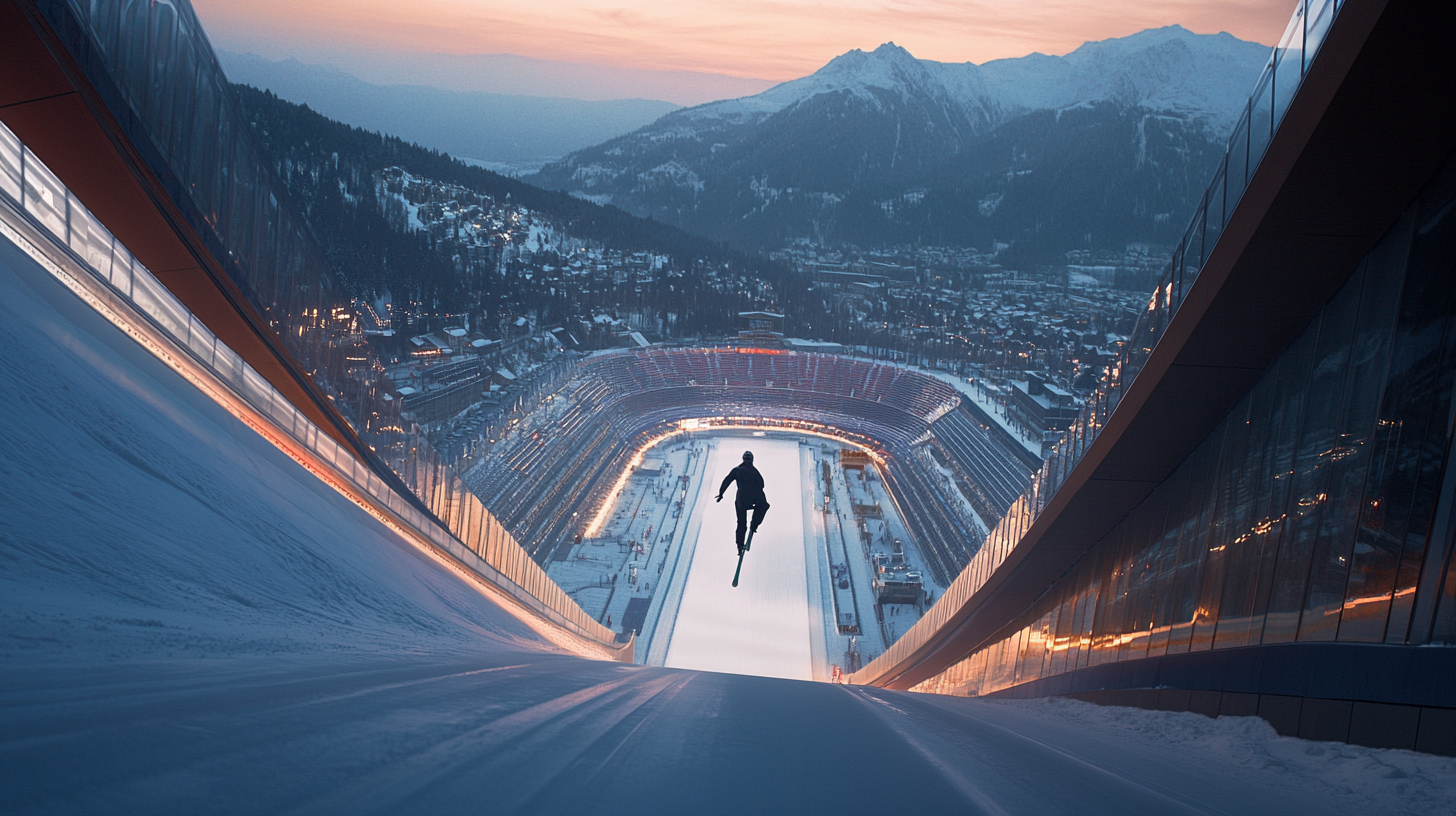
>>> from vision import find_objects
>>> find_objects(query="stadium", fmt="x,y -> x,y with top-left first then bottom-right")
462,347 -> 1037,592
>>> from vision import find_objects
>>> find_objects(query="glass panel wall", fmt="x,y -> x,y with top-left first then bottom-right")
856,0 -> 1360,683
1272,3 -> 1304,128
1248,68 -> 1275,170
914,162 -> 1456,696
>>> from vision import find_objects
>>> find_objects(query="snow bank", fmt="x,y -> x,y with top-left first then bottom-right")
990,697 -> 1456,815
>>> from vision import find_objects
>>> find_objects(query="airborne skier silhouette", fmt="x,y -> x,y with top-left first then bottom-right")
716,450 -> 770,566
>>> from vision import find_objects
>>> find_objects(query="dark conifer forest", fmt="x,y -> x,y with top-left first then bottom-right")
232,85 -> 800,334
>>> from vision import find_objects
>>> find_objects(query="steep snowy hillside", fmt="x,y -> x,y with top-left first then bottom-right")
531,27 -> 1270,256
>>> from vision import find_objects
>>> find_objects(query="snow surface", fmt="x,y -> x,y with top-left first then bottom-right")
663,440 -> 813,680
0,238 -> 561,671
2,235 -> 1449,814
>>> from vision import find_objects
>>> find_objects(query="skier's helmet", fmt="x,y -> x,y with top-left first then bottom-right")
743,450 -> 754,462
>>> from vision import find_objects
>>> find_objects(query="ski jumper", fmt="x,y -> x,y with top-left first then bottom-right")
719,462 -> 770,548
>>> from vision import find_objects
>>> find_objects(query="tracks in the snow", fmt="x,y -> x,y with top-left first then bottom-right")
286,664 -> 696,815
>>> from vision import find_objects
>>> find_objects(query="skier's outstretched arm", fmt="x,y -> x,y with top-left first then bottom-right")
716,471 -> 736,502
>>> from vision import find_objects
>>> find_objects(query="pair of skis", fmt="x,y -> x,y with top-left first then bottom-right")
732,528 -> 755,587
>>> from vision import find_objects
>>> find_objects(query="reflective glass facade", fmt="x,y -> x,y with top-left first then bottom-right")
11,1 -> 617,647
915,157 -> 1456,696
855,0 -> 1355,685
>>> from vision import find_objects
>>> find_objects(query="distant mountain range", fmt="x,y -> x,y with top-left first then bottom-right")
219,52 -> 679,169
529,26 -> 1271,258
249,50 -> 777,107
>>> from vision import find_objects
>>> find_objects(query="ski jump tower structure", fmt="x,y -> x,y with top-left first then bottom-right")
2,0 -> 1454,754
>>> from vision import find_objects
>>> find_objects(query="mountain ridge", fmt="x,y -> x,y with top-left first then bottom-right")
680,27 -> 1263,131
529,27 -> 1270,257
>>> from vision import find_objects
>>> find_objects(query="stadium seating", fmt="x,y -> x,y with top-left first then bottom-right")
461,349 -> 1034,583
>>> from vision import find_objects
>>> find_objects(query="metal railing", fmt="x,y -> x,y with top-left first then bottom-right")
850,0 -> 1344,684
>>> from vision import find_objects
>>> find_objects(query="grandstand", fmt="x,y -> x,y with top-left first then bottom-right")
927,407 -> 1033,521
462,348 -> 1040,586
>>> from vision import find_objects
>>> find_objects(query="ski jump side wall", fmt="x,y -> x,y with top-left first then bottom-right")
846,0 -> 1456,755
0,121 -> 629,661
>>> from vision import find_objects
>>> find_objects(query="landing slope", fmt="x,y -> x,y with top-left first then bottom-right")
664,439 -> 812,680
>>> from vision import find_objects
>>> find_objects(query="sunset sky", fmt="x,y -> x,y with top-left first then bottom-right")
193,0 -> 1293,99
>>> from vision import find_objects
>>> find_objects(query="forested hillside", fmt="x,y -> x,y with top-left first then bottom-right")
232,85 -> 797,333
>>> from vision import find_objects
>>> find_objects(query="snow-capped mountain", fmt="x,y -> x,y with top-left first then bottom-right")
689,26 -> 1260,132
530,26 -> 1271,255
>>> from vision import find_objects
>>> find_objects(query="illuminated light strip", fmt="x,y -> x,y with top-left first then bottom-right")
580,416 -> 890,539
0,210 -> 624,663
581,426 -> 681,539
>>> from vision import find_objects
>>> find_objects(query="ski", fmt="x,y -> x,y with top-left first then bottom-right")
732,528 -> 754,587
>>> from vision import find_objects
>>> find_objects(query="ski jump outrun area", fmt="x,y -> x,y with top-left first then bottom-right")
664,439 -> 813,680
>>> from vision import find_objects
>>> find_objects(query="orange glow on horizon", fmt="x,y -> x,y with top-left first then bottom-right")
193,0 -> 1293,86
